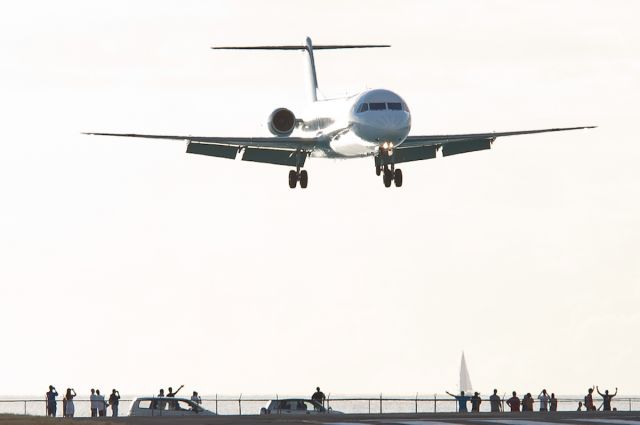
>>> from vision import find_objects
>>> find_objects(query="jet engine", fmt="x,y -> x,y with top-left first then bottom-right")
268,108 -> 296,136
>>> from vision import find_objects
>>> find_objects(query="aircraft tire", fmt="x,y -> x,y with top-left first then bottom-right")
394,169 -> 403,187
300,170 -> 308,188
383,169 -> 392,188
288,170 -> 297,188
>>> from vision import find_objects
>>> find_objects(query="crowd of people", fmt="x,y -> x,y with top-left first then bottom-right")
45,385 -> 120,418
446,386 -> 618,413
45,383 -> 203,417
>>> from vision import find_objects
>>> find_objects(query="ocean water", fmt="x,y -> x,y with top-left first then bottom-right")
1,394 -> 639,417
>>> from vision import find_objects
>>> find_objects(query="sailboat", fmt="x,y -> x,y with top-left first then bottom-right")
459,351 -> 473,394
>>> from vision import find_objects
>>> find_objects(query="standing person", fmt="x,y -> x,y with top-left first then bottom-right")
90,388 -> 99,417
312,387 -> 326,406
109,389 -> 120,417
550,393 -> 558,412
577,401 -> 584,411
523,393 -> 534,411
64,388 -> 76,418
506,391 -> 521,412
470,392 -> 482,412
167,385 -> 183,410
154,389 -> 166,410
489,389 -> 502,413
597,386 -> 618,411
538,389 -> 551,412
446,391 -> 471,413
584,387 -> 595,411
97,389 -> 107,416
191,391 -> 202,405
45,385 -> 58,417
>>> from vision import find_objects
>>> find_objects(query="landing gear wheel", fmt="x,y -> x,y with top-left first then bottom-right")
383,168 -> 392,188
376,166 -> 381,176
288,170 -> 297,188
300,170 -> 308,188
394,169 -> 403,187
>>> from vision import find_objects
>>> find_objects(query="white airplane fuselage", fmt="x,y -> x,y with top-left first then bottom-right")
295,88 -> 411,158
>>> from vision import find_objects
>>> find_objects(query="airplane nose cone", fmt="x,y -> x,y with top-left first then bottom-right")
352,112 -> 411,144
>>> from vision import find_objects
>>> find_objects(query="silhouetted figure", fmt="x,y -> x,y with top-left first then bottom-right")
191,391 -> 202,405
64,388 -> 76,418
507,391 -> 521,412
312,387 -> 326,406
45,385 -> 58,417
584,387 -> 595,411
597,386 -> 618,411
90,388 -> 99,417
522,393 -> 534,411
550,393 -> 558,412
577,401 -> 584,411
153,389 -> 166,410
97,389 -> 107,416
446,391 -> 470,413
470,392 -> 482,412
109,389 -> 120,417
490,389 -> 502,412
538,389 -> 550,412
167,385 -> 184,410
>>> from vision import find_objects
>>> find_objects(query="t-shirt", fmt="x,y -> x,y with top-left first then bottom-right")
538,394 -> 550,409
507,396 -> 520,412
470,395 -> 481,411
97,394 -> 106,410
109,393 -> 120,406
585,393 -> 594,409
90,394 -> 99,410
46,391 -> 57,403
455,395 -> 471,412
489,394 -> 501,412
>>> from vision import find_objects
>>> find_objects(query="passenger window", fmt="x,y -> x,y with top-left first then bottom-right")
357,103 -> 369,113
387,102 -> 402,110
369,102 -> 386,110
137,400 -> 152,409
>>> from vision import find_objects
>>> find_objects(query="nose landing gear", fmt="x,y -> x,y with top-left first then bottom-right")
375,150 -> 403,188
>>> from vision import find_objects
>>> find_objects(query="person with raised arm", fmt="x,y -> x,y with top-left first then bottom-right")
597,386 -> 618,411
446,390 -> 471,413
45,385 -> 58,417
538,389 -> 551,412
584,386 -> 596,411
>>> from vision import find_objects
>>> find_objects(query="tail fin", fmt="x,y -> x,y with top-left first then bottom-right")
212,37 -> 390,102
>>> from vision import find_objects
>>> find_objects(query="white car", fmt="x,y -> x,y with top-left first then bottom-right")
129,397 -> 216,417
260,398 -> 342,415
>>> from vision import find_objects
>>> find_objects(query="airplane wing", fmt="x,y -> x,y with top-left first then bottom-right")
83,132 -> 320,166
393,126 -> 595,164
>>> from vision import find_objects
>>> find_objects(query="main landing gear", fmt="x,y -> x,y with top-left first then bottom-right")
288,169 -> 308,189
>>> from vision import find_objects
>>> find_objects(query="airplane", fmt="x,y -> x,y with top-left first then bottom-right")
85,37 -> 594,189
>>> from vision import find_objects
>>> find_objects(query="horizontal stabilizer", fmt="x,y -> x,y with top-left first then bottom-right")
212,44 -> 390,50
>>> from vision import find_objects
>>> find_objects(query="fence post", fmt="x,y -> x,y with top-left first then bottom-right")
380,393 -> 382,414
434,394 -> 437,413
327,394 -> 330,411
630,398 -> 632,411
24,400 -> 26,415
415,393 -> 418,414
238,393 -> 242,415
368,399 -> 371,414
215,394 -> 218,414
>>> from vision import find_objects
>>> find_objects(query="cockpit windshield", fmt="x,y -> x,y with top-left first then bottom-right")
357,102 -> 407,113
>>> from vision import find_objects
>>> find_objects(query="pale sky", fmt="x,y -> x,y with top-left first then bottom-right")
0,0 -> 639,397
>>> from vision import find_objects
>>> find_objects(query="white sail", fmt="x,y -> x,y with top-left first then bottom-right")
459,351 -> 473,393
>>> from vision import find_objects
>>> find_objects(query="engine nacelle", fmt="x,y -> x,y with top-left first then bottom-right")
268,108 -> 296,137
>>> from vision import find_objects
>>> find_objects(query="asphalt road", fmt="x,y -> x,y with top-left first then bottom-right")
93,411 -> 640,425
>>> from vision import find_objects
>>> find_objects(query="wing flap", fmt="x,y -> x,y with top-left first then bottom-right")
186,142 -> 239,159
393,145 -> 438,164
242,148 -> 306,167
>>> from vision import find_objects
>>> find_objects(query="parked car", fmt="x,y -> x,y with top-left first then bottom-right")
260,398 -> 342,415
129,397 -> 216,417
